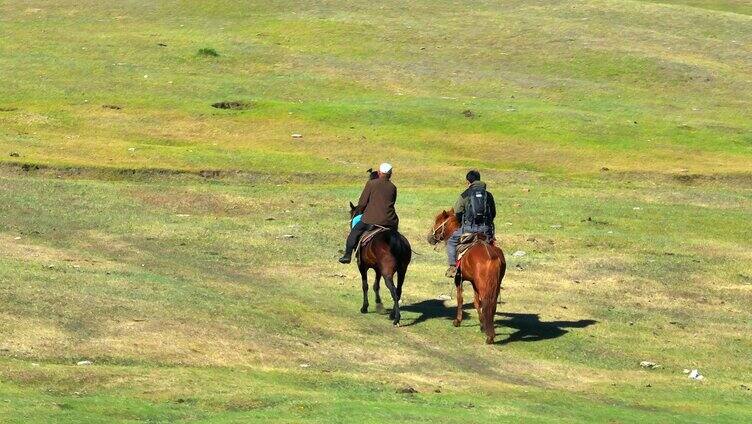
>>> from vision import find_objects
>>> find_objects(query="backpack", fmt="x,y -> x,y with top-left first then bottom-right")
466,187 -> 489,226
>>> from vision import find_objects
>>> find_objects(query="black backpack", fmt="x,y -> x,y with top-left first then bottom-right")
466,187 -> 489,226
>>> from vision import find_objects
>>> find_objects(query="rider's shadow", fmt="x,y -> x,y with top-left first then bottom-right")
494,313 -> 597,345
400,299 -> 473,327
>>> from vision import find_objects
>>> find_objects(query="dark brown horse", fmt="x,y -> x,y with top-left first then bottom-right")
349,203 -> 411,326
427,209 -> 506,343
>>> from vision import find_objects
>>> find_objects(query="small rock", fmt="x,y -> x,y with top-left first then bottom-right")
397,386 -> 418,394
640,361 -> 661,369
436,294 -> 451,301
683,369 -> 691,374
741,384 -> 750,391
512,250 -> 526,257
601,167 -> 609,171
299,363 -> 310,368
127,147 -> 136,152
550,224 -> 562,229
461,109 -> 475,118
265,217 -> 276,221
521,188 -> 530,192
279,234 -> 296,239
9,152 -> 20,157
688,369 -> 704,380
76,360 -> 93,366
515,264 -> 524,271
633,207 -> 641,210
102,104 -> 121,110
291,133 -> 303,139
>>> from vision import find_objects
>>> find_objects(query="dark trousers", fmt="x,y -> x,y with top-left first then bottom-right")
344,222 -> 373,256
446,224 -> 493,265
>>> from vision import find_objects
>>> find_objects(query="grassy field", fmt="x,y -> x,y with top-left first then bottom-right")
1,0 -> 751,422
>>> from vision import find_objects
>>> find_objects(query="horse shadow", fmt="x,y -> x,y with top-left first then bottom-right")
401,299 -> 597,345
494,313 -> 597,345
400,299 -> 473,327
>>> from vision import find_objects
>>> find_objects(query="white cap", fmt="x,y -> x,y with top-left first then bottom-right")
379,163 -> 393,173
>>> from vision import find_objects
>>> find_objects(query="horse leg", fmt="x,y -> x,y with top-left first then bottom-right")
453,279 -> 463,327
473,287 -> 484,332
396,265 -> 406,302
374,270 -> 384,313
383,274 -> 401,326
359,266 -> 369,314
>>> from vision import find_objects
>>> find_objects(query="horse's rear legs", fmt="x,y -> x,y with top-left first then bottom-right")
359,266 -> 369,314
374,271 -> 384,313
482,295 -> 498,344
383,274 -> 401,326
396,265 -> 407,302
473,293 -> 484,332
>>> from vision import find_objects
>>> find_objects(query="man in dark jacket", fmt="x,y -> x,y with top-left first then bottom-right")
339,163 -> 399,264
445,170 -> 496,277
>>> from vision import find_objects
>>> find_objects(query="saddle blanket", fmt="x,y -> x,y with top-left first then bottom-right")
355,225 -> 390,258
456,232 -> 492,263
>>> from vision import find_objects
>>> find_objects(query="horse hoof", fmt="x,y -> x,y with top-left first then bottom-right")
393,322 -> 401,327
452,319 -> 460,327
360,306 -> 368,314
485,337 -> 495,345
376,303 -> 384,313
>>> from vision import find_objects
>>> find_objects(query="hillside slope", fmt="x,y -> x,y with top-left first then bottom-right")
1,1 -> 750,422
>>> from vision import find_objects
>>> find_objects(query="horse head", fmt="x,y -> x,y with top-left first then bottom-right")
427,209 -> 457,245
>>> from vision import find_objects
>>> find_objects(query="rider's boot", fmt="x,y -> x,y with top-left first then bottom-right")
338,252 -> 352,264
445,265 -> 457,278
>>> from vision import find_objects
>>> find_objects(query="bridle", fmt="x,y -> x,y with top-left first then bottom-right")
429,215 -> 453,243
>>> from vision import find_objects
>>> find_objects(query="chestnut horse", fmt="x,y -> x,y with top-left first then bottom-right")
427,209 -> 506,343
349,204 -> 411,326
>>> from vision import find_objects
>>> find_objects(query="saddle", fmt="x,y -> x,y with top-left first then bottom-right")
355,225 -> 390,256
456,232 -> 491,263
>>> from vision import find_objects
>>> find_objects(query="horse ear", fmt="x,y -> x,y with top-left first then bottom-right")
440,210 -> 448,218
349,201 -> 355,210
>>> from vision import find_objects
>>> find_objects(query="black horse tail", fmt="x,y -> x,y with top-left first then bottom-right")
388,229 -> 412,266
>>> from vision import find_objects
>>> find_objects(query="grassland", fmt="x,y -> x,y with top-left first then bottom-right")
1,0 -> 751,422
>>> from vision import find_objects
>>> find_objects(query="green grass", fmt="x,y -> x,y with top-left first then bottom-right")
1,0 -> 751,422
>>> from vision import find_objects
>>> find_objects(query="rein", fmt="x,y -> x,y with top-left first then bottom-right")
430,216 -> 453,243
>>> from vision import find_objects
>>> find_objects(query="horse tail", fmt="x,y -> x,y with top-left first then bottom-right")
480,253 -> 504,342
388,229 -> 412,267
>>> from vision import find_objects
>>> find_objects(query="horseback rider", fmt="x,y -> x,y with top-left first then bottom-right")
445,170 -> 496,277
339,163 -> 399,264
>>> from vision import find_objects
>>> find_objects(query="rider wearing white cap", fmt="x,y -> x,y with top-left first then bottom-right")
339,163 -> 399,264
